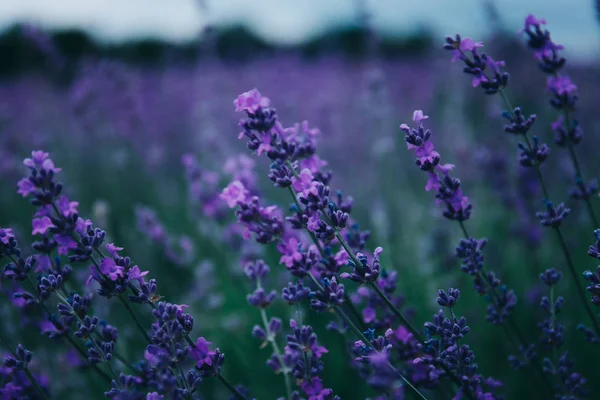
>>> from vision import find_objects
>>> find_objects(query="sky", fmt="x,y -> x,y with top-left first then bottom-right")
0,0 -> 598,60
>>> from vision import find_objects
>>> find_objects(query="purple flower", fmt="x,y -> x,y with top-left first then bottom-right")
300,154 -> 328,173
221,181 -> 249,208
292,168 -> 318,197
520,14 -> 567,74
449,37 -> 483,62
144,345 -> 169,367
23,150 -> 61,173
17,178 -> 36,197
459,37 -> 483,52
363,307 -> 376,323
127,265 -> 148,285
278,237 -> 303,268
106,243 -> 123,258
310,277 -> 345,312
414,141 -> 439,166
306,213 -> 321,232
547,76 -> 577,96
521,14 -> 546,32
0,228 -> 14,245
341,247 -> 383,284
551,115 -> 564,131
190,337 -> 214,368
282,281 -> 310,304
412,110 -> 429,125
444,35 -> 509,94
301,377 -> 336,399
56,195 -> 79,217
86,258 -> 124,285
233,88 -> 270,113
247,288 -> 277,308
287,319 -> 328,358
32,217 -> 55,235
244,259 -> 270,280
146,393 -> 164,400
402,111 -> 472,221
55,235 -> 77,255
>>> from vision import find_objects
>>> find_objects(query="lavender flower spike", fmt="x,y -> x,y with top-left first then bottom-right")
519,14 -> 599,226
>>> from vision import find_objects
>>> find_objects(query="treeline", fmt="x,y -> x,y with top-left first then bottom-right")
0,23 -> 435,77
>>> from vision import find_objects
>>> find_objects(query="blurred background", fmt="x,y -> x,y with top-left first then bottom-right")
1,0 -> 600,399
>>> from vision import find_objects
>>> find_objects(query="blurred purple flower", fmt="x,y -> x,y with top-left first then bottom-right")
31,217 -> 54,235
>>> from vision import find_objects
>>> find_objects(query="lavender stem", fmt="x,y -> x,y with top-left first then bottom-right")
216,374 -> 248,400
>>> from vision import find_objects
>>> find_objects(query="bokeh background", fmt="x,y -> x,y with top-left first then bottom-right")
1,0 -> 600,399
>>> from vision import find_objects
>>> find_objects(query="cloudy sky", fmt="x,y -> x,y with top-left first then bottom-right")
0,0 -> 597,59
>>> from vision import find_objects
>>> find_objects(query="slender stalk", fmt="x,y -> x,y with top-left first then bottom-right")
216,374 -> 247,400
176,363 -> 191,395
287,187 -> 368,330
495,89 -> 600,337
116,295 -> 152,344
549,285 -> 559,394
555,228 -> 600,335
0,331 -> 49,400
332,303 -> 429,400
6,254 -> 53,319
552,74 -> 599,227
47,201 -> 245,398
22,367 -> 50,400
459,217 -> 557,397
333,231 -> 424,341
286,175 -> 468,396
10,255 -> 116,385
55,292 -> 120,384
256,279 -> 292,400
294,303 -> 311,381
64,335 -> 112,383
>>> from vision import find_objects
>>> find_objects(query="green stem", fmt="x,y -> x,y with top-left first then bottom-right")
549,285 -> 559,394
216,374 -> 247,400
494,89 -> 600,337
256,279 -> 292,400
0,331 -> 49,400
562,109 -> 599,227
22,367 -> 50,400
287,167 -> 466,396
458,221 -> 556,396
288,186 -> 368,330
55,293 -> 120,384
555,228 -> 600,336
116,294 -> 152,344
333,305 -> 429,400
64,335 -> 112,383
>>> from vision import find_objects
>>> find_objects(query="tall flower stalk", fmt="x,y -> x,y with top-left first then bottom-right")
444,34 -> 600,339
222,88 -> 502,398
520,15 -> 599,227
400,109 -> 552,395
10,151 -> 247,400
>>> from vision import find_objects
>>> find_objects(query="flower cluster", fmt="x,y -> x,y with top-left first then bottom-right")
443,35 -> 509,94
1,344 -> 48,399
135,205 -> 195,266
538,268 -> 589,398
520,14 -> 598,205
400,110 -> 471,221
2,150 -> 246,400
284,320 -> 338,400
419,289 -> 503,399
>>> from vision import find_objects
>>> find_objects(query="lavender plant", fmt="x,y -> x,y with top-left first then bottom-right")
520,16 -> 599,226
1,9 -> 600,400
3,151 -> 246,399
444,27 -> 600,341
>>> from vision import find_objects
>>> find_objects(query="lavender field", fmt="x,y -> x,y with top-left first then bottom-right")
2,9 -> 600,400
